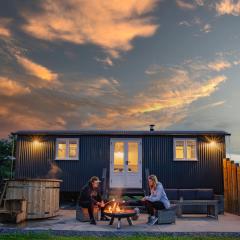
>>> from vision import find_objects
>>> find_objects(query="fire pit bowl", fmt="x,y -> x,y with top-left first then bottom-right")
104,206 -> 137,229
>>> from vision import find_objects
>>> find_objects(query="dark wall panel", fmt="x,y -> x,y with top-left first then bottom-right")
142,135 -> 225,194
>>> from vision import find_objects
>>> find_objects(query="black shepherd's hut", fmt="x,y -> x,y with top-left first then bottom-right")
13,128 -> 230,201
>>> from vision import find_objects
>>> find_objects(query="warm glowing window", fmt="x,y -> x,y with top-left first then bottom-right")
57,142 -> 67,159
114,142 -> 124,172
187,140 -> 197,160
174,138 -> 197,161
69,141 -> 78,158
128,142 -> 138,172
175,140 -> 185,160
56,138 -> 79,160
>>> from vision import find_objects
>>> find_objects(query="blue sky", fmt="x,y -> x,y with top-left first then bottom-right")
0,0 -> 240,154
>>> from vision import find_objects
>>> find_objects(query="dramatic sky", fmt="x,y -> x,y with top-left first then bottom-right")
0,0 -> 240,154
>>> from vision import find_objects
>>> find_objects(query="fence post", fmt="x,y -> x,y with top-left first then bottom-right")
237,163 -> 240,215
223,158 -> 228,212
231,161 -> 238,214
226,159 -> 232,212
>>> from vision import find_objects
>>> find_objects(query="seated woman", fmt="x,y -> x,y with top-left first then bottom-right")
141,174 -> 170,225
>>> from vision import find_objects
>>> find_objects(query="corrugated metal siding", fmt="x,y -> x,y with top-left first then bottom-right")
15,135 -> 111,192
142,135 -> 225,194
15,134 -> 225,194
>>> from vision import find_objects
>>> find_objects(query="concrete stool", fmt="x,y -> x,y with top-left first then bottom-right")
156,204 -> 176,224
76,205 -> 100,222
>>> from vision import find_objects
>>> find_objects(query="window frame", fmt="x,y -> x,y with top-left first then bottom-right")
173,138 -> 198,161
55,138 -> 79,160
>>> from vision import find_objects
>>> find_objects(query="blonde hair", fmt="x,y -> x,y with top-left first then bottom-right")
148,174 -> 158,190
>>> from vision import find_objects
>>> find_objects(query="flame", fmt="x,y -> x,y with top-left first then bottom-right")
116,205 -> 121,212
106,201 -> 124,213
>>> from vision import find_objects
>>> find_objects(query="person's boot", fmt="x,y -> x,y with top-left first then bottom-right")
90,218 -> 96,225
148,215 -> 158,225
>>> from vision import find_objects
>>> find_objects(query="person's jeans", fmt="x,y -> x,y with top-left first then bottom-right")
126,199 -> 165,216
79,200 -> 105,220
142,200 -> 165,216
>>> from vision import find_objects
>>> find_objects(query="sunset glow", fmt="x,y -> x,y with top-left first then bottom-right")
0,0 -> 240,154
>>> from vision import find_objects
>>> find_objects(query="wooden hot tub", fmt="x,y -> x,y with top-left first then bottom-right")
6,179 -> 62,219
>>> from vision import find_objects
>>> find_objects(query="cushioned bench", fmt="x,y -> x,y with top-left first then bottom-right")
175,199 -> 219,219
165,188 -> 224,214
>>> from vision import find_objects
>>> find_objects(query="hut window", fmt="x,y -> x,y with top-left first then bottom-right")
113,142 -> 124,172
56,138 -> 79,160
174,138 -> 197,161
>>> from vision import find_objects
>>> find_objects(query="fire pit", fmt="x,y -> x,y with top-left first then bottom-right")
104,200 -> 137,229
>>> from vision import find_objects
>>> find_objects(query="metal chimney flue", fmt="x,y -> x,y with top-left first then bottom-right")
149,124 -> 155,132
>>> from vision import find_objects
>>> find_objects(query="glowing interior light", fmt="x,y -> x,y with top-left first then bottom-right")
114,151 -> 124,158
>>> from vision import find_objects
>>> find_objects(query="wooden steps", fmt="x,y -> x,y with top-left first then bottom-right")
0,180 -> 8,208
0,199 -> 27,223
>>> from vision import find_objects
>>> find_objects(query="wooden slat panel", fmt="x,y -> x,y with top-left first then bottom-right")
6,180 -> 61,219
223,158 -> 228,211
231,161 -> 238,214
237,164 -> 240,215
226,160 -> 232,212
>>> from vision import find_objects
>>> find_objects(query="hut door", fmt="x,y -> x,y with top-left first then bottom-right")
110,139 -> 142,189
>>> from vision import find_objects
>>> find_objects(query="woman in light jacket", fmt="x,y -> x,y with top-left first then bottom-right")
141,174 -> 170,225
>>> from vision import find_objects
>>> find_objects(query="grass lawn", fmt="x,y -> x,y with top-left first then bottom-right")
0,234 -> 239,240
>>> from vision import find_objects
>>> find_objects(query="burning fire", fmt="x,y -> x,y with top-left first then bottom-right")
106,199 -> 125,213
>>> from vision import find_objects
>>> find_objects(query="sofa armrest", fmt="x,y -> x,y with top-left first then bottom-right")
214,194 -> 224,214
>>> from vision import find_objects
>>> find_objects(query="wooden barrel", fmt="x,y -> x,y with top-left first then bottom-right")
6,179 -> 62,219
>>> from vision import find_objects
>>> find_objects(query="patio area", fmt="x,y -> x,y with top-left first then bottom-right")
0,209 -> 240,236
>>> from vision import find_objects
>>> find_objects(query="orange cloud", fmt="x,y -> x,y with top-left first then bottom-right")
216,0 -> 240,16
0,18 -> 11,37
0,106 -> 8,116
0,113 -> 66,138
0,77 -> 30,96
68,78 -> 120,97
81,67 -> 227,129
176,0 -> 196,10
21,0 -> 159,57
0,26 -> 11,38
15,55 -> 58,82
0,99 -> 68,138
208,60 -> 232,71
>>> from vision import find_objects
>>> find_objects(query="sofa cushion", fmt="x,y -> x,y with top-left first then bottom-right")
165,189 -> 179,200
196,189 -> 214,200
178,189 -> 197,200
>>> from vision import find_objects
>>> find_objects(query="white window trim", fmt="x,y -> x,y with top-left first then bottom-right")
173,138 -> 198,161
55,138 -> 79,160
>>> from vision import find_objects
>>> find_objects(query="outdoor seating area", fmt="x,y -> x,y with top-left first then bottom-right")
72,188 -> 222,230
